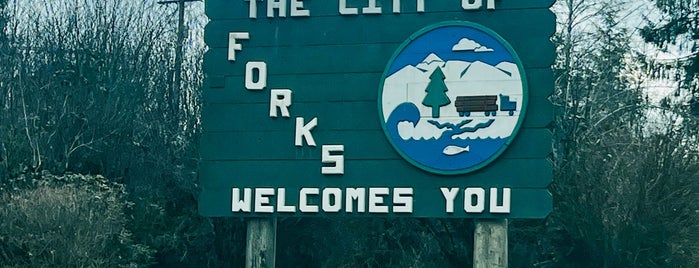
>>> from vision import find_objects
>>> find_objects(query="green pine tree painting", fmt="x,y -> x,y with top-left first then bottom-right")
422,67 -> 451,118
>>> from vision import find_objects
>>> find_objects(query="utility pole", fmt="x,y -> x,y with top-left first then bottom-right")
157,0 -> 201,117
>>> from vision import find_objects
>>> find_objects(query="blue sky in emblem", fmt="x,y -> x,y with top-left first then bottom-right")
387,25 -> 516,76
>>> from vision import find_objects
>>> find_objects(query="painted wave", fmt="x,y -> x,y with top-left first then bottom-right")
386,103 -> 507,171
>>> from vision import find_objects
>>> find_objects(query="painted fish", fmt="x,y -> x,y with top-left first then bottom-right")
443,145 -> 470,156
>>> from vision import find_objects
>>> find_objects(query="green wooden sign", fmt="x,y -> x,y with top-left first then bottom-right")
200,0 -> 555,218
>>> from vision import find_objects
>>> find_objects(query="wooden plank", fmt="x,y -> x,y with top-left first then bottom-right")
205,0 -> 556,20
204,9 -> 555,48
199,128 -> 551,160
199,129 -> 396,161
198,158 -> 552,188
203,39 -> 555,76
202,67 -> 553,103
521,97 -> 553,128
198,186 -> 552,218
526,67 -> 554,98
201,101 -> 383,132
202,68 -> 553,102
204,72 -> 382,103
200,97 -> 551,131
203,45 -> 394,76
507,128 -> 552,158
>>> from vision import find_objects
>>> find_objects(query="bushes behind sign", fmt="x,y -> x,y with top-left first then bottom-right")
0,173 -> 153,267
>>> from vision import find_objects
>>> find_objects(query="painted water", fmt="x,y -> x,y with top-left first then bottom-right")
386,102 -> 506,172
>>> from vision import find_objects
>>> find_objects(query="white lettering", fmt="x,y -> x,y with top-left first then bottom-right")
322,188 -> 343,212
277,188 -> 296,213
232,188 -> 252,212
392,188 -> 413,213
440,187 -> 459,213
346,188 -> 366,213
489,188 -> 511,213
270,89 -> 292,118
295,117 -> 318,147
464,187 -> 485,213
487,0 -> 496,9
321,145 -> 345,175
363,0 -> 382,14
339,0 -> 358,15
254,188 -> 275,213
462,0 -> 482,10
368,187 -> 389,213
299,188 -> 319,213
391,0 -> 425,12
228,32 -> 250,61
267,0 -> 287,17
229,188 -> 428,214
245,0 -> 259,18
290,0 -> 310,16
245,61 -> 267,90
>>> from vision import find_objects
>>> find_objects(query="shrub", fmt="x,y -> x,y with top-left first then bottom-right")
0,173 -> 153,267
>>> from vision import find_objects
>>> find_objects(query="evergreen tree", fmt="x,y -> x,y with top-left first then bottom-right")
539,1 -> 699,266
641,0 -> 699,115
0,0 -> 5,35
422,67 -> 451,118
0,0 -> 7,63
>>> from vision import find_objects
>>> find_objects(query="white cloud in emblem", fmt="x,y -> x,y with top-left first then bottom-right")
474,46 -> 494,52
452,38 -> 493,53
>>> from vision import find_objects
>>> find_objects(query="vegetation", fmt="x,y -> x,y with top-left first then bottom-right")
641,0 -> 698,113
0,0 -> 697,267
0,173 -> 153,267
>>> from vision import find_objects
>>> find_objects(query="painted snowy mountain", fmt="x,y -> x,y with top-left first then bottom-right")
381,53 -> 524,140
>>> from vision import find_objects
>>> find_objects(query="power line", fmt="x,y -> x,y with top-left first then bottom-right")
157,0 -> 200,4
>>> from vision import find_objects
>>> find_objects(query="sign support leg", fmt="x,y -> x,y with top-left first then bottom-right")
245,218 -> 277,268
474,219 -> 508,268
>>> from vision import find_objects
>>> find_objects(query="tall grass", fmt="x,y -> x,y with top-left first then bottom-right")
0,174 -> 153,267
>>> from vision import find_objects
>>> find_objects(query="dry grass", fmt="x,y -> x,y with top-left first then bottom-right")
0,174 -> 152,267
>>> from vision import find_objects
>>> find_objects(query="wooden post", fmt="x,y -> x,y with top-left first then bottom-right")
246,218 -> 277,268
473,219 -> 508,268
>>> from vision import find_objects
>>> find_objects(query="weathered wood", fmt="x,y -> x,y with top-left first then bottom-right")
204,9 -> 556,48
199,158 -> 553,188
474,219 -> 508,268
199,128 -> 551,160
201,99 -> 551,131
203,39 -> 555,76
200,0 -> 555,221
203,68 -> 553,103
205,0 -> 556,20
199,187 -> 552,218
246,218 -> 276,268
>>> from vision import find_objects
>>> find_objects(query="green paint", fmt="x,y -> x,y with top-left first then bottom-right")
203,40 -> 555,76
199,187 -> 552,219
202,68 -> 553,104
422,68 -> 451,118
199,159 -> 553,189
199,128 -> 551,161
205,0 -> 556,20
200,0 -> 555,218
204,9 -> 556,48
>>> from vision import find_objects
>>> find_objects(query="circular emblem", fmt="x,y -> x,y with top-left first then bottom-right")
378,21 -> 528,175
